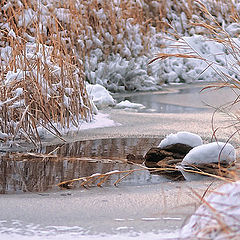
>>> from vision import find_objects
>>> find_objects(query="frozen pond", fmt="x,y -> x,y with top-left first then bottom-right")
1,137 -> 183,194
115,83 -> 240,113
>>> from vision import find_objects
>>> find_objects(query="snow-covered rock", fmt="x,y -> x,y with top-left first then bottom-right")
181,142 -> 236,165
181,181 -> 240,239
158,132 -> 203,148
115,100 -> 145,109
86,83 -> 116,109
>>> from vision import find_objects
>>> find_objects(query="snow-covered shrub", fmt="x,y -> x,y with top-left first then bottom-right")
1,0 -> 239,94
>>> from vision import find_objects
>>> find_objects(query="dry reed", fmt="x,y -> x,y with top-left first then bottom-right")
0,0 -> 238,145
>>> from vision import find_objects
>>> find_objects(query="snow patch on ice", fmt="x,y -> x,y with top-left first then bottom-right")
75,113 -> 118,131
0,231 -> 179,240
158,131 -> 203,148
115,100 -> 145,109
36,113 -> 117,139
0,219 -> 179,240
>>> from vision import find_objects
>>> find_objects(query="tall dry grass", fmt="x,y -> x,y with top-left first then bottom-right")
0,0 -> 238,144
0,0 -> 93,144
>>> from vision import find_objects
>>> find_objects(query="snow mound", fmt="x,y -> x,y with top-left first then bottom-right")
181,181 -> 240,239
86,83 -> 116,109
158,132 -> 203,148
115,100 -> 145,109
182,142 -> 236,165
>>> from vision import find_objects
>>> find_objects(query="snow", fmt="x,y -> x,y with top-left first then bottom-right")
0,131 -> 8,140
8,29 -> 16,39
0,220 -> 179,240
86,83 -> 116,109
158,131 -> 203,148
180,181 -> 240,239
181,142 -> 236,165
5,70 -> 25,85
115,100 -> 145,109
36,113 -> 117,139
78,113 -> 118,130
225,23 -> 240,36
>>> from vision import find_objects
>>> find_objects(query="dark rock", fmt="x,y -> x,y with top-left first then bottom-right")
144,143 -> 193,168
144,148 -> 173,163
162,143 -> 193,154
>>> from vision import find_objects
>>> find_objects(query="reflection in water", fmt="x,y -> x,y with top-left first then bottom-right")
43,137 -> 161,159
1,138 -> 176,194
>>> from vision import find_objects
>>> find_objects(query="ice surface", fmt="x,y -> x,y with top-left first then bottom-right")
182,142 -> 236,165
181,181 -> 240,239
158,132 -> 203,148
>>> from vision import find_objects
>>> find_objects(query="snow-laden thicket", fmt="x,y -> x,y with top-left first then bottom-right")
1,0 -> 240,142
2,0 -> 239,92
81,0 -> 240,89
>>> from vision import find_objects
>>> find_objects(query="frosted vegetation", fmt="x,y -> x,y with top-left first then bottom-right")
181,181 -> 240,239
1,0 -> 240,143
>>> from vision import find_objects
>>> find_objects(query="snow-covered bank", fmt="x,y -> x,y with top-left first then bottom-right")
29,113 -> 118,140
